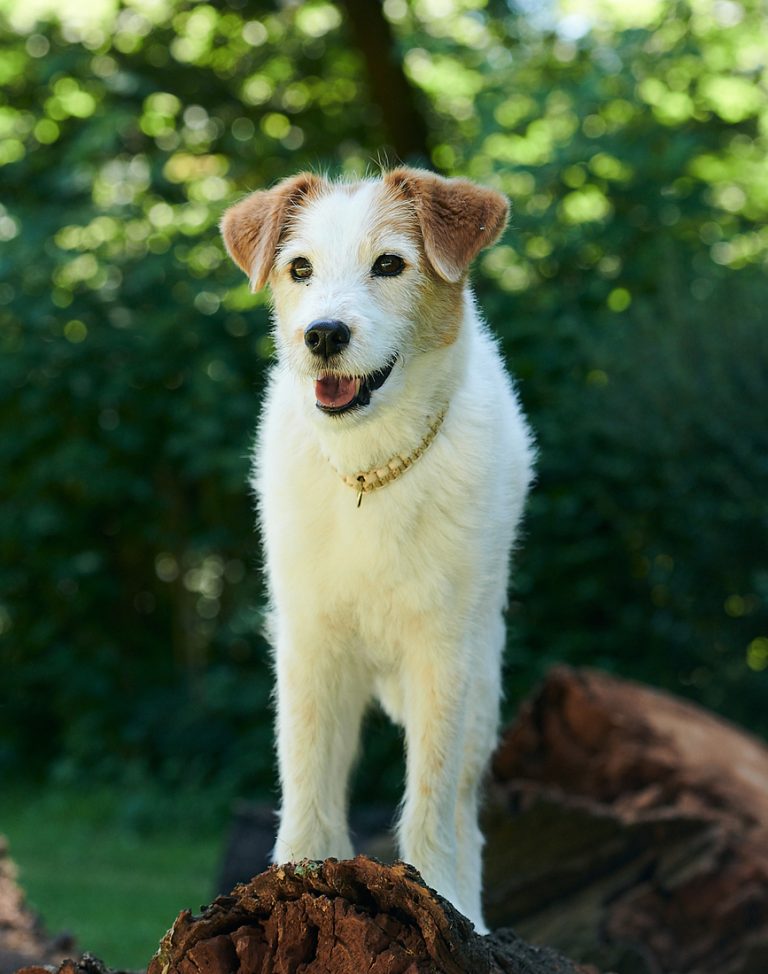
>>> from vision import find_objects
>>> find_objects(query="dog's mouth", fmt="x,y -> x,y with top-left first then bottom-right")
314,356 -> 397,415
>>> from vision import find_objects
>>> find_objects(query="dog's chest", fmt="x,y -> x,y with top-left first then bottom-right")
319,488 -> 468,666
307,471 -> 459,604
259,419 -> 477,656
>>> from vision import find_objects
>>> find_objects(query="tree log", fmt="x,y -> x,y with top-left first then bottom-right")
485,666 -> 768,974
146,856 -> 596,974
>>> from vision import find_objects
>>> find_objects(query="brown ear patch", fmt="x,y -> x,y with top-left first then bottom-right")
384,168 -> 509,283
220,173 -> 326,291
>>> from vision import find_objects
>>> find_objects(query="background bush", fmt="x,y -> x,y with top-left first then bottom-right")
1,0 -> 766,806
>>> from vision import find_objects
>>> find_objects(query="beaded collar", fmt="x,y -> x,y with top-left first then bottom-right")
331,409 -> 447,508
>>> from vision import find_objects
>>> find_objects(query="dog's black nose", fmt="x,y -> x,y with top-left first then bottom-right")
304,319 -> 350,359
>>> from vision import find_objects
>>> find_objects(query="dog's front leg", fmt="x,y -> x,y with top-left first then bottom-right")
273,627 -> 368,864
397,637 -> 471,923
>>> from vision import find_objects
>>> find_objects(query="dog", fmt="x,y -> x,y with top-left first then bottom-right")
220,167 -> 534,932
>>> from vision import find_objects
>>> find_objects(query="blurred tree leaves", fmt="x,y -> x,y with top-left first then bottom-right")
0,0 -> 766,798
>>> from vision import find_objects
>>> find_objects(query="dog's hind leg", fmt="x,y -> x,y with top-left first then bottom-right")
272,624 -> 369,864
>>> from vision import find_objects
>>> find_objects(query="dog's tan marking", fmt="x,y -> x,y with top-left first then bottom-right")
367,180 -> 464,348
414,264 -> 464,348
220,173 -> 328,291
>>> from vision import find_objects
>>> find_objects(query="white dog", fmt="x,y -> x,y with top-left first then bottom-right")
220,167 -> 534,933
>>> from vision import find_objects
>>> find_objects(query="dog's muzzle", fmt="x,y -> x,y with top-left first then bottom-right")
304,319 -> 397,415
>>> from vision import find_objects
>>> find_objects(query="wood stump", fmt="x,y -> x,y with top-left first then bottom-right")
485,666 -> 768,973
147,856 -> 595,974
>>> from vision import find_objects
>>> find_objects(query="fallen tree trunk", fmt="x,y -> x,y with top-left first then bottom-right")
485,666 -> 768,974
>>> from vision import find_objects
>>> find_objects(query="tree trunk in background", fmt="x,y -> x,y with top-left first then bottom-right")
338,0 -> 433,165
484,666 -> 768,974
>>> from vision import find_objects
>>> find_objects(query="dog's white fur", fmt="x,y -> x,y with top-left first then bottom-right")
221,168 -> 534,932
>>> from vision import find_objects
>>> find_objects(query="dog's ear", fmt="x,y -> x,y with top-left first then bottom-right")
384,168 -> 509,283
220,173 -> 324,291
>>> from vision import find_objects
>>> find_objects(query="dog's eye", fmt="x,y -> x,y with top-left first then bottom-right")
290,257 -> 313,282
372,254 -> 405,277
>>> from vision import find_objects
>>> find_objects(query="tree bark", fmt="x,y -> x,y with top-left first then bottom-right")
146,856 -> 596,974
485,666 -> 768,974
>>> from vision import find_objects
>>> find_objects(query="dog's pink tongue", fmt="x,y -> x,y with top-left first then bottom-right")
315,375 -> 358,409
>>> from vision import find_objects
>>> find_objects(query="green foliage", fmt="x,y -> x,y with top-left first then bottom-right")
504,289 -> 768,733
1,0 -> 766,802
0,0 -> 387,796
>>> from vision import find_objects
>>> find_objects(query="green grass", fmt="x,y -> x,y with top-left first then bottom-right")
2,786 -> 224,971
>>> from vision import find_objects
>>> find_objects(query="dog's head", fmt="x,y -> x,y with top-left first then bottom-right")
220,168 -> 508,417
